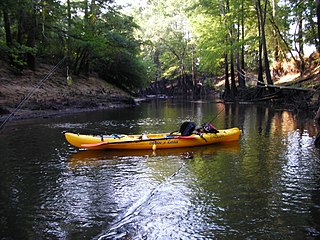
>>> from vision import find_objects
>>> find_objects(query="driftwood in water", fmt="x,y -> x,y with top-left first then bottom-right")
257,83 -> 316,92
252,83 -> 318,104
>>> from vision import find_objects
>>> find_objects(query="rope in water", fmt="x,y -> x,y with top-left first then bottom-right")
0,57 -> 66,132
96,156 -> 191,240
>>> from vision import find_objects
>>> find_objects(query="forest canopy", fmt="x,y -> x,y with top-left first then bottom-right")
0,0 -> 319,97
0,0 -> 148,92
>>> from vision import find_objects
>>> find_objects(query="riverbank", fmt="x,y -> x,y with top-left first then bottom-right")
1,55 -> 319,124
0,61 -> 135,122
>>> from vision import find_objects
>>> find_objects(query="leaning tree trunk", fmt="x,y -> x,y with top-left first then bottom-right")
256,0 -> 264,87
271,0 -> 280,77
295,11 -> 306,75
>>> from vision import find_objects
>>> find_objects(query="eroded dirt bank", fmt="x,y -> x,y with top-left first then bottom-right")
0,62 -> 135,121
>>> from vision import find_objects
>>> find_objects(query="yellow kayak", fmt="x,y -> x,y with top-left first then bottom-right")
64,127 -> 241,150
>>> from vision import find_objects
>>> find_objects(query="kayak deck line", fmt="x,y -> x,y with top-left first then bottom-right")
64,127 -> 241,150
80,134 -> 197,148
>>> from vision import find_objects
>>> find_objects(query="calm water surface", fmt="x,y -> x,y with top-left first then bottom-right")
0,100 -> 320,239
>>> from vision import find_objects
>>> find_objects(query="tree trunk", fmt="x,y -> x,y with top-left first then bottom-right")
230,48 -> 237,96
256,1 -> 263,87
226,0 -> 237,98
67,0 -> 72,61
297,13 -> 305,75
257,0 -> 273,89
224,53 -> 231,100
261,0 -> 273,86
191,44 -> 197,95
2,1 -> 12,47
258,43 -> 264,87
26,1 -> 37,70
74,47 -> 89,75
17,8 -> 25,45
298,14 -> 304,57
317,0 -> 320,52
272,0 -> 280,78
238,0 -> 246,88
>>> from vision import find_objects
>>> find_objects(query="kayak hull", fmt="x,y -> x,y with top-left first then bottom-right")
64,128 -> 241,150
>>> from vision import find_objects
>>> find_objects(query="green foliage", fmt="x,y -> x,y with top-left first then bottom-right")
95,50 -> 148,91
0,0 -> 147,91
191,13 -> 227,74
8,44 -> 37,74
133,0 -> 195,83
0,0 -> 318,91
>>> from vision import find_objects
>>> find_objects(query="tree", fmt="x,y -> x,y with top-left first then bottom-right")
26,0 -> 37,70
226,0 -> 238,98
237,0 -> 246,89
0,0 -> 147,91
256,0 -> 273,88
0,0 -> 38,72
1,0 -> 12,47
1,0 -> 319,96
190,0 -> 245,100
133,0 -> 196,96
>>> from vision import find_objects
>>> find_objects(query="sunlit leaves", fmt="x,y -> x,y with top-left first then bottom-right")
132,0 -> 195,82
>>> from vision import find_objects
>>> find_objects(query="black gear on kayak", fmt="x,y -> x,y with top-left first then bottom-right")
179,122 -> 196,136
203,122 -> 219,133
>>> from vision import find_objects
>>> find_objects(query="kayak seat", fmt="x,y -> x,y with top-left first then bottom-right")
179,122 -> 196,136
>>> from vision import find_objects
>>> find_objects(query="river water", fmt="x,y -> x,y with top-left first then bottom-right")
0,100 -> 320,239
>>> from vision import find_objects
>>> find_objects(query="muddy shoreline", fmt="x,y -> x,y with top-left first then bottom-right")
0,62 -> 139,126
0,97 -> 137,128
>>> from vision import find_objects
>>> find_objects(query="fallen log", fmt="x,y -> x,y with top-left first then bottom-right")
257,83 -> 316,92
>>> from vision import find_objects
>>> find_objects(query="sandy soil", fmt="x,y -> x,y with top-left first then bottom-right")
0,62 -> 135,121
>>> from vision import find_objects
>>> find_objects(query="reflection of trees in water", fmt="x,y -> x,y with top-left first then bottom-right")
225,103 -> 317,138
223,103 -> 320,237
256,106 -> 273,135
224,103 -> 239,129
